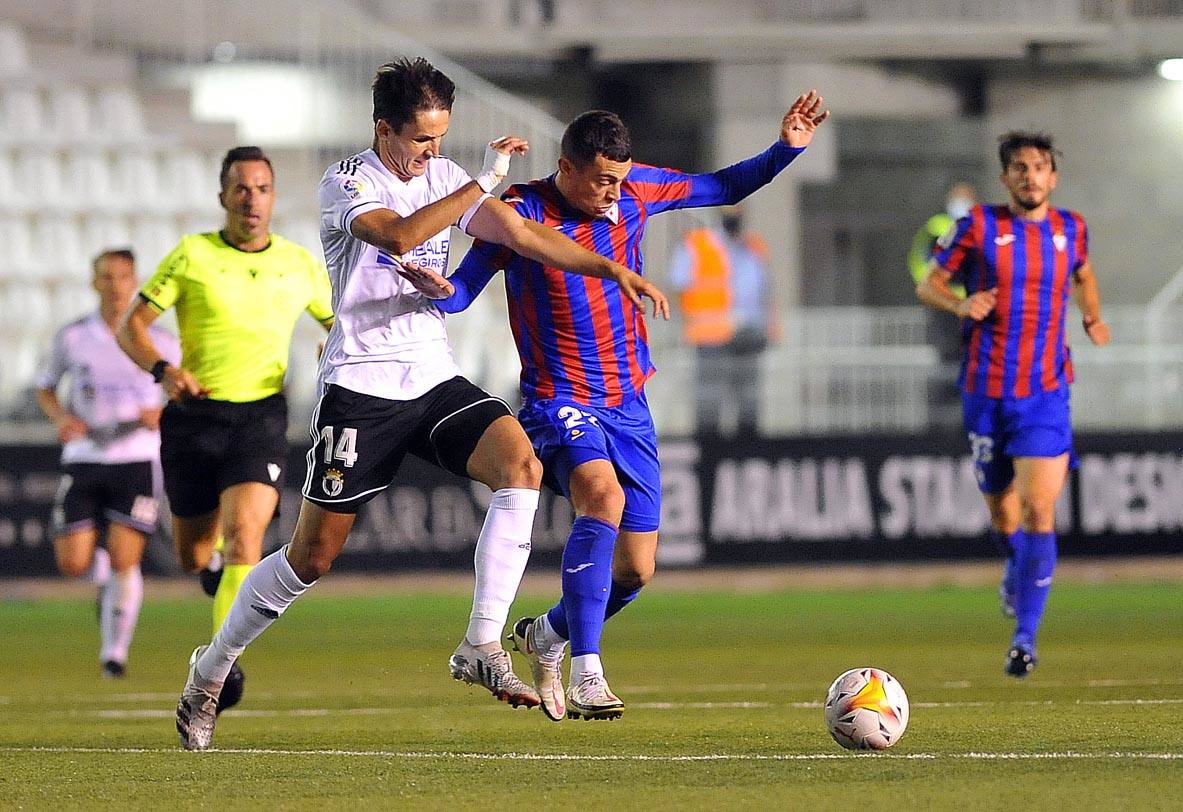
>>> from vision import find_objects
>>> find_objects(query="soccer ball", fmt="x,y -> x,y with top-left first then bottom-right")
824,667 -> 909,751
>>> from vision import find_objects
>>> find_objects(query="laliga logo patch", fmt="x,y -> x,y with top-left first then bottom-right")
322,468 -> 345,497
341,178 -> 365,199
1053,232 -> 1068,252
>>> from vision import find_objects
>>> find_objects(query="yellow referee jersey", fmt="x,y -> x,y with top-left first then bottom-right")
140,231 -> 334,403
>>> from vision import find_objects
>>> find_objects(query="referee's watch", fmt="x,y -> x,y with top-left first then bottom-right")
150,359 -> 169,383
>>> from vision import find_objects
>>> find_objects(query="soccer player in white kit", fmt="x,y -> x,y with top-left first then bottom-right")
175,56 -> 667,750
36,249 -> 179,678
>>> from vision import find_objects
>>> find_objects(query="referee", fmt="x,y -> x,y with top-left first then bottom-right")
117,146 -> 334,710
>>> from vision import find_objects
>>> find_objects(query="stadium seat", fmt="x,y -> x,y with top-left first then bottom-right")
1,87 -> 45,140
64,149 -> 120,210
31,216 -> 87,278
113,150 -> 165,209
131,215 -> 181,267
81,213 -> 134,256
95,87 -> 146,140
0,215 -> 41,276
160,149 -> 219,213
14,148 -> 68,210
47,88 -> 94,140
52,280 -> 94,323
0,24 -> 30,76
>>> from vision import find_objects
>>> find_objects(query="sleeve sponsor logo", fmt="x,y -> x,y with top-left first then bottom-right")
341,178 -> 366,199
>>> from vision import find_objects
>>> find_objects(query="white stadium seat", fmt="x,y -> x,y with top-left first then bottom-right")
94,87 -> 145,139
1,87 -> 45,139
160,149 -> 219,213
31,216 -> 87,277
14,149 -> 68,210
0,215 -> 41,276
112,150 -> 165,209
81,213 -> 134,256
64,149 -> 120,210
130,215 -> 181,268
0,24 -> 30,76
47,87 -> 94,140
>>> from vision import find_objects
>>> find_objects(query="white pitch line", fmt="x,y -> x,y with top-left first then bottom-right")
1,746 -> 1181,762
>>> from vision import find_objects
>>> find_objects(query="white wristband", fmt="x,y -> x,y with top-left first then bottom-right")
475,142 -> 512,193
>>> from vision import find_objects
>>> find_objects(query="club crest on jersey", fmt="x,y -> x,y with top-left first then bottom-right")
322,468 -> 344,497
1053,232 -> 1068,251
341,178 -> 365,199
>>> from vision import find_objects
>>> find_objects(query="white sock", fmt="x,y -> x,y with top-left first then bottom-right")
535,612 -> 569,659
89,546 -> 111,586
195,545 -> 311,684
100,566 -> 143,664
465,488 -> 539,646
571,653 -> 604,680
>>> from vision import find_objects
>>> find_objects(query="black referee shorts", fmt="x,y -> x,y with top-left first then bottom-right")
302,377 -> 512,514
160,393 -> 288,518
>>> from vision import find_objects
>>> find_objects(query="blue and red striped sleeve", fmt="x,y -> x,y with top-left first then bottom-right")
629,142 -> 806,215
933,211 -> 979,281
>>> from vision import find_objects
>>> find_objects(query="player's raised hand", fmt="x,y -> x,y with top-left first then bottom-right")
780,90 -> 830,149
956,288 -> 997,321
1083,314 -> 1110,347
396,259 -> 456,300
613,267 -> 670,320
476,136 -> 530,193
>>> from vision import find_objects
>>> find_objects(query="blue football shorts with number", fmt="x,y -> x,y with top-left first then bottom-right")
517,390 -> 661,533
962,386 -> 1077,494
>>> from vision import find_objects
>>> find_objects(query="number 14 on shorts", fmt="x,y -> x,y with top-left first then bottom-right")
319,426 -> 359,467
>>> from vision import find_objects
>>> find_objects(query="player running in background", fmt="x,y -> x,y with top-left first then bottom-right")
36,248 -> 179,678
174,57 -> 665,750
917,131 -> 1110,677
401,94 -> 829,720
118,146 -> 335,707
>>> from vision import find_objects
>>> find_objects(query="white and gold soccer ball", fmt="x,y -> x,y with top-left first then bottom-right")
824,667 -> 909,751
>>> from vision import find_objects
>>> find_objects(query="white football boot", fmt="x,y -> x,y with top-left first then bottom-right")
176,645 -> 223,751
509,617 -> 567,722
566,671 -> 625,721
448,640 -> 541,709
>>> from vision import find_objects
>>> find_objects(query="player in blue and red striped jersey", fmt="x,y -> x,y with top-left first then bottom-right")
918,131 -> 1110,678
397,92 -> 829,719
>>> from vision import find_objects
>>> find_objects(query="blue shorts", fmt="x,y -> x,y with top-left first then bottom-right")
518,392 -> 661,533
962,387 -> 1075,494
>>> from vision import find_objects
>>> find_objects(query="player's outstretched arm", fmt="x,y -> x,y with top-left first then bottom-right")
1071,259 -> 1109,346
351,136 -> 528,256
465,198 -> 670,319
117,299 -> 209,401
780,89 -> 830,149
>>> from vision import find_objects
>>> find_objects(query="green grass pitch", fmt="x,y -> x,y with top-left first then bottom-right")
1,577 -> 1180,809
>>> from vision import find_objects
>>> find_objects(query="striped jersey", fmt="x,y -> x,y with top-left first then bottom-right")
445,142 -> 805,407
935,203 -> 1088,399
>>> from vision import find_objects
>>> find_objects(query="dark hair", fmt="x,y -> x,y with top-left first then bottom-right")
92,247 -> 134,272
372,57 -> 455,130
561,110 -> 632,168
998,131 -> 1058,171
219,145 -> 273,191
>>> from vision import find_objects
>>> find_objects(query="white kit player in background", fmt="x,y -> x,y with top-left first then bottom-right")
176,56 -> 664,751
35,248 -> 180,679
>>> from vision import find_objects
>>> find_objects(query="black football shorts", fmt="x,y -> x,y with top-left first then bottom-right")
302,377 -> 512,514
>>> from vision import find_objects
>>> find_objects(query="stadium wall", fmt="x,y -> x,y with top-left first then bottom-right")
2,432 -> 1180,577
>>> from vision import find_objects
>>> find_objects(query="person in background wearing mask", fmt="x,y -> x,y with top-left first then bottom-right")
909,182 -> 978,427
671,204 -> 780,437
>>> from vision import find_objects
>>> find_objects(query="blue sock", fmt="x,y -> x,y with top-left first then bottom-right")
546,516 -> 617,657
604,580 -> 643,622
545,578 -> 643,640
993,528 -> 1024,601
1013,531 -> 1057,649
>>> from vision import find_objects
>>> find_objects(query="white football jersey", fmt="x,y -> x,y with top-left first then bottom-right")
316,149 -> 489,401
37,312 -> 180,464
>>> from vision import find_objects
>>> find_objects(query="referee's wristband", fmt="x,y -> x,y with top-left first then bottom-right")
150,359 -> 169,383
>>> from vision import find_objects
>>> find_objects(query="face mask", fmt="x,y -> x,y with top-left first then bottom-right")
946,196 -> 974,220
